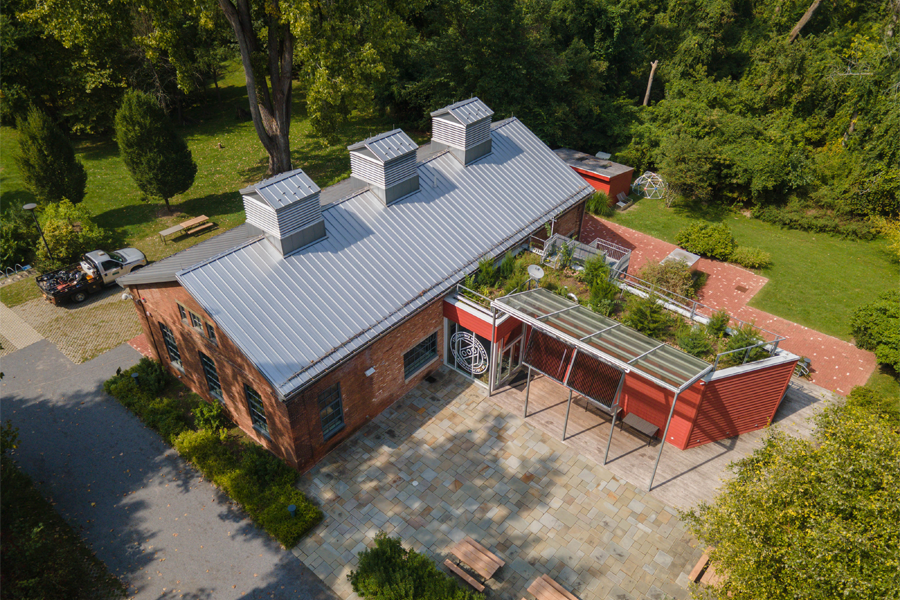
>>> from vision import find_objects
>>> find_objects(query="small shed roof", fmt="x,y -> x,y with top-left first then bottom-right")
239,169 -> 320,210
553,148 -> 633,179
430,98 -> 494,125
347,129 -> 418,163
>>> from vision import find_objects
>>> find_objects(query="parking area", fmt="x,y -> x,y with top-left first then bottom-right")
294,368 -> 704,600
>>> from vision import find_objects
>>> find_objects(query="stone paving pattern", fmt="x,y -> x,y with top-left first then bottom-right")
294,369 -> 702,600
0,302 -> 44,356
9,287 -> 141,363
582,215 -> 877,394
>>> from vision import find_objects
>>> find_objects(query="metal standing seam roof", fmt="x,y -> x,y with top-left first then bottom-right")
177,118 -> 592,399
430,97 -> 494,125
347,129 -> 418,163
238,169 -> 320,210
553,148 -> 634,179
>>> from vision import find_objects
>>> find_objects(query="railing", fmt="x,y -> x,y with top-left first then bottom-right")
455,283 -> 493,311
2,264 -> 32,279
589,238 -> 630,262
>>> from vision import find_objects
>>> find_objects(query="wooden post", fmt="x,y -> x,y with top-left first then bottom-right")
789,0 -> 822,43
643,60 -> 659,106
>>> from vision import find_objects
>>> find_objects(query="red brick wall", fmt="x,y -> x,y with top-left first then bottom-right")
126,282 -> 299,466
530,199 -> 586,242
283,298 -> 445,471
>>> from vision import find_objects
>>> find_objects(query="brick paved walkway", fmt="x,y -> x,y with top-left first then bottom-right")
10,287 -> 142,364
294,369 -> 702,600
582,216 -> 877,394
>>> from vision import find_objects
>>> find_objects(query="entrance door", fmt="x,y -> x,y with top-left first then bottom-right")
497,334 -> 524,386
446,320 -> 492,386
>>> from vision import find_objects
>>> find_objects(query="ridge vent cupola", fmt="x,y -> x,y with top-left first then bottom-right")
240,169 -> 324,256
430,97 -> 494,165
348,129 -> 419,205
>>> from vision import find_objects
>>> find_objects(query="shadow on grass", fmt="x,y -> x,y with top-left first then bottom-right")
0,175 -> 35,207
670,198 -> 731,222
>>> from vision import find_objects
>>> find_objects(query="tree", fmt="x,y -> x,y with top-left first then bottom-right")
14,107 -> 88,205
850,290 -> 900,372
684,402 -> 900,599
35,200 -> 113,272
115,90 -> 197,212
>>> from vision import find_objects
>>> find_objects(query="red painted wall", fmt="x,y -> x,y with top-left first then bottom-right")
619,372 -> 703,450
443,301 -> 522,344
572,167 -> 634,204
685,360 -> 796,449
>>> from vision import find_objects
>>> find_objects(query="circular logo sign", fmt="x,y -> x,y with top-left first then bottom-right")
450,331 -> 489,375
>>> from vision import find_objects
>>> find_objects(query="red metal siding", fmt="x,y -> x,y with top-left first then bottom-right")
619,372 -> 703,450
443,300 -> 521,343
685,360 -> 796,449
571,167 -> 634,205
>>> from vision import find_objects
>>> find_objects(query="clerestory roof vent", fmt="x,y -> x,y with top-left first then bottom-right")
430,98 -> 494,165
348,129 -> 419,205
240,169 -> 325,256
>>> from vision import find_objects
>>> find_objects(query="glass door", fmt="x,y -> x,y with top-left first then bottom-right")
496,334 -> 524,386
446,320 -> 492,387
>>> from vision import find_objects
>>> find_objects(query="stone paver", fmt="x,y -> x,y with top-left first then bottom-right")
11,286 -> 141,363
294,368 -> 702,600
582,215 -> 877,394
0,301 -> 43,353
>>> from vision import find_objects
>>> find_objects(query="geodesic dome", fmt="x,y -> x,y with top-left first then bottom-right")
632,171 -> 668,200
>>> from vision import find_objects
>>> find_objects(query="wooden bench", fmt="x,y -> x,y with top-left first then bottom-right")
452,537 -> 504,580
621,412 -> 659,446
444,559 -> 485,592
186,222 -> 216,236
527,574 -> 579,600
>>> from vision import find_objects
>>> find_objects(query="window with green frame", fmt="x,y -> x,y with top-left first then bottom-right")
317,383 -> 344,440
403,331 -> 438,379
158,322 -> 182,369
244,384 -> 268,435
198,351 -> 222,401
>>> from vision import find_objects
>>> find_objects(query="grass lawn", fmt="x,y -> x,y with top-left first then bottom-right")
0,62 -> 427,278
607,197 -> 898,341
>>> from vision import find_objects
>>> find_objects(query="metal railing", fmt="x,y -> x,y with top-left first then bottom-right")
455,283 -> 493,311
2,264 -> 32,279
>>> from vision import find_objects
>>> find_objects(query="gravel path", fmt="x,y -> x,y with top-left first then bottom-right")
1,340 -> 339,600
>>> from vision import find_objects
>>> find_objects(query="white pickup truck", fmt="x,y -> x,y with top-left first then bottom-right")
36,248 -> 147,305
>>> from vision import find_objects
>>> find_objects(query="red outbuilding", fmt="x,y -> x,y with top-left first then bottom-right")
553,148 -> 634,203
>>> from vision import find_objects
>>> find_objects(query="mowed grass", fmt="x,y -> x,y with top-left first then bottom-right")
0,62 -> 428,272
608,197 -> 898,341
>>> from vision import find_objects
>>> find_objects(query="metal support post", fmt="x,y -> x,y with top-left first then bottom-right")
604,373 -> 627,464
562,389 -> 573,440
648,390 -> 681,491
488,307 -> 498,396
523,366 -> 532,418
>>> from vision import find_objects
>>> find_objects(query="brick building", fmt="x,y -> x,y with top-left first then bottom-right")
119,99 -> 593,471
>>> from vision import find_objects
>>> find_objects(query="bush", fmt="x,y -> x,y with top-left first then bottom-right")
719,323 -> 768,367
586,190 -> 613,216
847,385 -> 900,429
752,203 -> 877,240
0,204 -> 39,270
623,293 -> 673,339
498,250 -> 515,279
677,325 -> 714,358
34,200 -> 114,272
476,256 -> 496,286
850,291 -> 900,371
638,259 -> 695,299
349,533 -> 483,600
675,222 -> 736,261
104,361 -> 321,548
731,246 -> 772,269
706,309 -> 731,338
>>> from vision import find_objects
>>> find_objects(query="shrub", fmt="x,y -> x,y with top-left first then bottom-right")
706,309 -> 731,338
638,259 -> 695,299
0,204 -> 38,270
752,203 -> 877,240
15,106 -> 88,204
586,190 -> 613,216
850,290 -> 900,371
476,256 -> 496,286
623,293 -> 673,339
133,357 -> 168,396
731,246 -> 772,269
34,200 -> 114,272
675,222 -> 736,261
847,385 -> 900,429
192,400 -> 229,431
677,325 -> 714,358
719,323 -> 768,367
349,533 -> 483,600
498,250 -> 515,279
581,255 -> 609,287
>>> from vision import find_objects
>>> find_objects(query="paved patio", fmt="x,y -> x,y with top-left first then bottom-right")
294,368 -> 704,600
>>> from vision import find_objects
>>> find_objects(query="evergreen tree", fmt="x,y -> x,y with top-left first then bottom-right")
14,107 -> 87,204
114,90 -> 196,211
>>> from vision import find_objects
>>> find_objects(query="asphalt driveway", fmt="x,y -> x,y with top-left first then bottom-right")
1,340 -> 339,600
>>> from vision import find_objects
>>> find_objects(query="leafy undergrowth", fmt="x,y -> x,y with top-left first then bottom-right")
103,358 -> 322,548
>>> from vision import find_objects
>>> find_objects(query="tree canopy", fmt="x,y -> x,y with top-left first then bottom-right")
685,401 -> 900,599
15,106 -> 88,205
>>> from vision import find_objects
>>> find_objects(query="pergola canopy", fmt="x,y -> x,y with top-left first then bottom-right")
493,288 -> 711,392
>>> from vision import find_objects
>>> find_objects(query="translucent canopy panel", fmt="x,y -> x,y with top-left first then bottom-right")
495,288 -> 710,391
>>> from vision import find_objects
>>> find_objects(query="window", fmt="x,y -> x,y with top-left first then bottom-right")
100,259 -> 122,271
189,312 -> 203,330
178,304 -> 187,322
244,384 -> 268,435
158,322 -> 182,370
318,383 -> 344,440
205,323 -> 217,344
403,332 -> 438,379
198,351 -> 223,401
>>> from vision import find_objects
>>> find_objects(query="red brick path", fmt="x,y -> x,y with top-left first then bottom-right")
127,333 -> 154,359
581,216 -> 877,395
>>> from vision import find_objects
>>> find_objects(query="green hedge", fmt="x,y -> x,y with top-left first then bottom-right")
674,222 -> 737,261
104,359 -> 322,547
850,291 -> 900,372
731,246 -> 772,269
349,533 -> 484,600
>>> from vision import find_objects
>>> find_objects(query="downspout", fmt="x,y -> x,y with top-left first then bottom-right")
133,284 -> 163,361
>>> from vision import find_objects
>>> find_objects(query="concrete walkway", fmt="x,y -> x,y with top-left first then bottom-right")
1,340 -> 338,600
582,216 -> 877,394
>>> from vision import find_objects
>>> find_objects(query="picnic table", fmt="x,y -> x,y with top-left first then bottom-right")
158,215 -> 215,243
444,537 -> 505,591
525,574 -> 579,600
